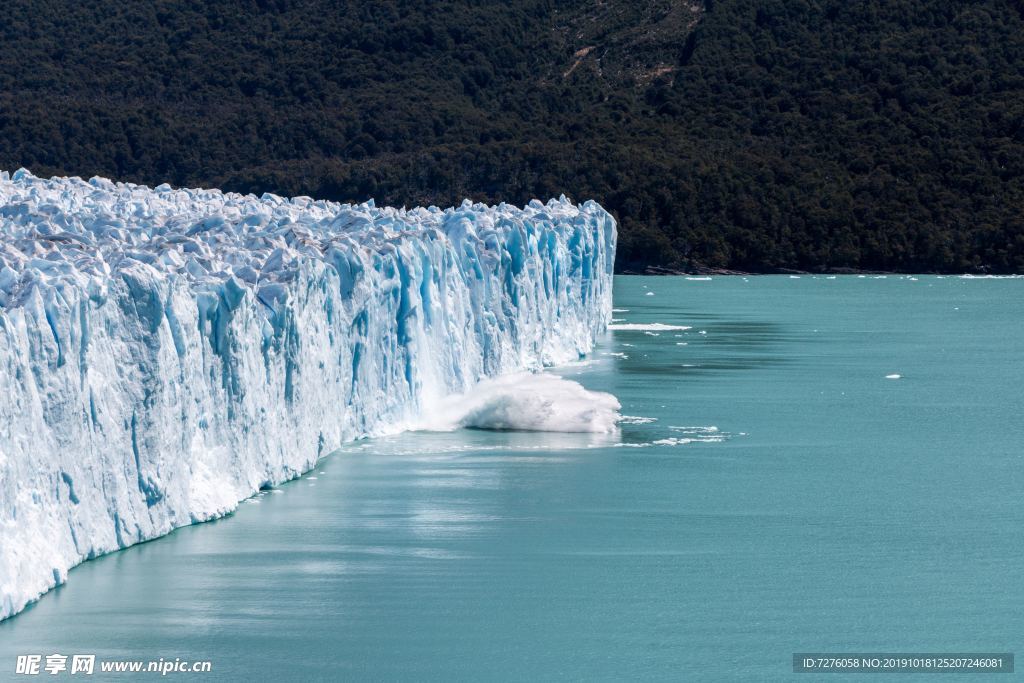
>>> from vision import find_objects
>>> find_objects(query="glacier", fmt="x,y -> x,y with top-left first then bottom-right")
0,169 -> 616,620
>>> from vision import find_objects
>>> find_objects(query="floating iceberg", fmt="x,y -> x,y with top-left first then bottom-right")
0,169 -> 615,620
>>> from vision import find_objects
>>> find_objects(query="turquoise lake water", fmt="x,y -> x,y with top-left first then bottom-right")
2,275 -> 1022,680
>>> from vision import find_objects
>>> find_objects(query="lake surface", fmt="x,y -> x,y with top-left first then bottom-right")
2,275 -> 1022,680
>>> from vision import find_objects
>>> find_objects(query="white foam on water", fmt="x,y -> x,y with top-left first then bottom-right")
612,308 -> 629,313
557,358 -> 599,369
686,277 -> 712,281
617,426 -> 731,447
619,415 -> 657,425
412,372 -> 622,434
608,323 -> 691,331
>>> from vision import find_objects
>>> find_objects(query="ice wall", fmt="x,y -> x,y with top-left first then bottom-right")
0,170 -> 615,620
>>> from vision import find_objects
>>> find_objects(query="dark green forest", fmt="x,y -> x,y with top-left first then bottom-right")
2,0 -> 1022,272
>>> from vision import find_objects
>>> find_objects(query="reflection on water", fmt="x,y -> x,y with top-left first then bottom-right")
338,428 -> 622,456
2,275 -> 1023,681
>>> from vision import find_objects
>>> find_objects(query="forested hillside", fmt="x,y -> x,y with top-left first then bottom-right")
2,0 -> 1022,272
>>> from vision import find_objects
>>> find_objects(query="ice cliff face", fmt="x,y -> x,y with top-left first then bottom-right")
0,169 -> 615,620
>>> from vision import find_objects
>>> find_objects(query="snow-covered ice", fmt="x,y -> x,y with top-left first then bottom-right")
0,169 -> 616,619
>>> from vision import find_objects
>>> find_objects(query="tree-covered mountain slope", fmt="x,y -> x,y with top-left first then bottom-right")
2,0 -> 1022,272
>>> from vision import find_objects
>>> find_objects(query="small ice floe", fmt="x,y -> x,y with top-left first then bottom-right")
675,342 -> 687,346
608,323 -> 691,331
826,276 -> 837,280
698,330 -> 707,335
611,318 -> 626,323
644,331 -> 659,337
612,308 -> 630,313
686,276 -> 712,281
885,374 -> 902,379
602,352 -> 628,359
307,476 -> 318,480
789,275 -> 801,279
645,291 -> 655,296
